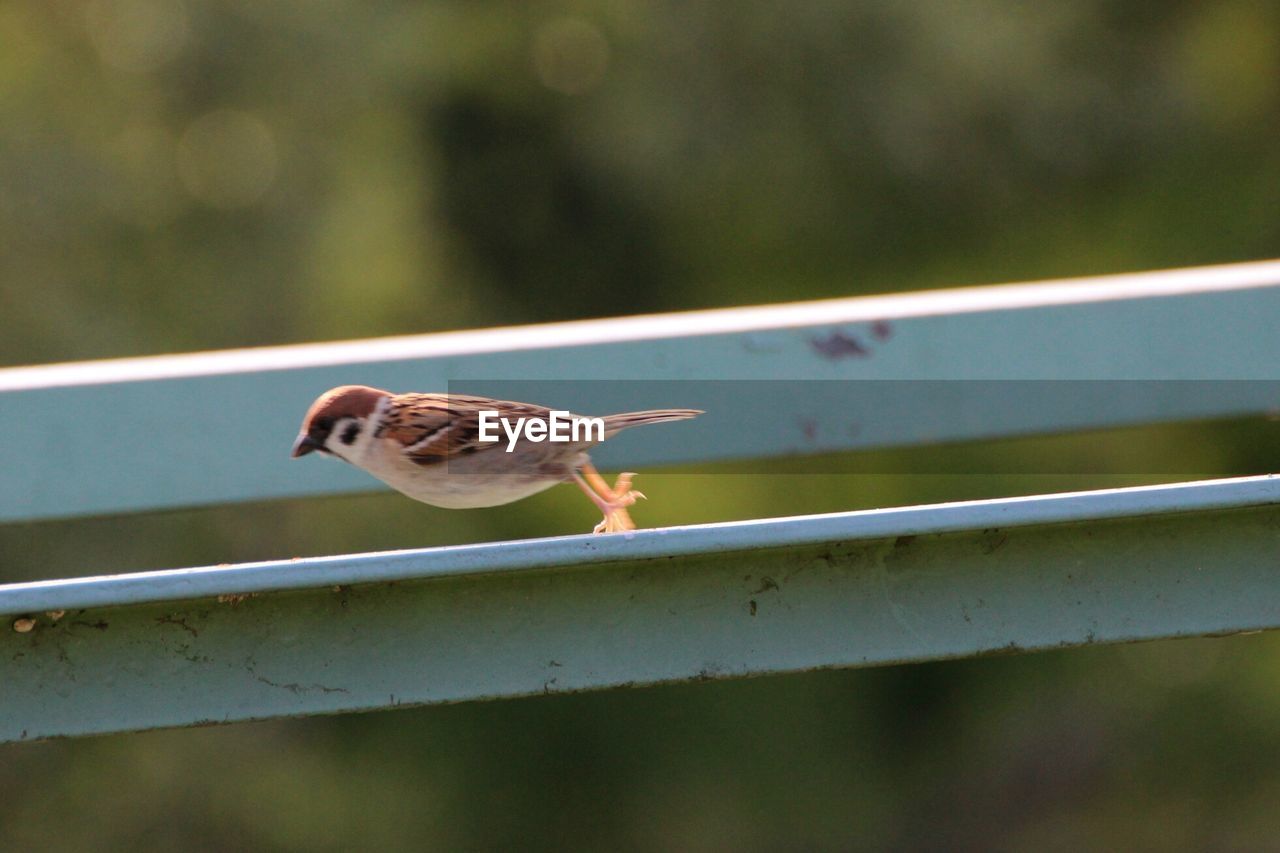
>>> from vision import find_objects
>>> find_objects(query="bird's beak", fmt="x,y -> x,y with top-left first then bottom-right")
291,434 -> 320,458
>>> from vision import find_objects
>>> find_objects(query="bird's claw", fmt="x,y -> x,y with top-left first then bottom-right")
591,473 -> 643,533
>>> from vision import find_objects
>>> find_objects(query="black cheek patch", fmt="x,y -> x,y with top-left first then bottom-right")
340,423 -> 361,446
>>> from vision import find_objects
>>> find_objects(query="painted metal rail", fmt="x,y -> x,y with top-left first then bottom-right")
4,476 -> 1279,742
3,260 -> 1280,742
3,259 -> 1280,522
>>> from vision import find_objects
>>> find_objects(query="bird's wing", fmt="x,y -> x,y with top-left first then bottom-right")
378,394 -> 557,466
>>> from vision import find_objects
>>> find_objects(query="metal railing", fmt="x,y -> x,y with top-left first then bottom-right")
3,260 -> 1279,742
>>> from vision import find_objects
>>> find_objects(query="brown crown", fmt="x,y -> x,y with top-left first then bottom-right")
301,385 -> 391,429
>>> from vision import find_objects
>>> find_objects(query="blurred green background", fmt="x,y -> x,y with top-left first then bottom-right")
3,1 -> 1280,849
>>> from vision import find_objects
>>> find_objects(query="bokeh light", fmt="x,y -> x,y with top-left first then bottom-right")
175,109 -> 277,209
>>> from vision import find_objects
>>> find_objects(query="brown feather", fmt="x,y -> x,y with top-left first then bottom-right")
600,408 -> 704,438
382,394 -> 558,467
302,385 -> 389,426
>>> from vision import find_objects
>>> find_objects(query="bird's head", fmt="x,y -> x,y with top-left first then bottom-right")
291,385 -> 390,461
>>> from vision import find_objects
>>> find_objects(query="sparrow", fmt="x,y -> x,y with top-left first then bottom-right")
291,385 -> 702,533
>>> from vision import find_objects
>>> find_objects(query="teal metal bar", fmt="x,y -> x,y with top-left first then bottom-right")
2,260 -> 1280,523
4,475 -> 1279,743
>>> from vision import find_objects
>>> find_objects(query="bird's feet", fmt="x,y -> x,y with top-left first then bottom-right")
574,465 -> 647,534
591,472 -> 646,534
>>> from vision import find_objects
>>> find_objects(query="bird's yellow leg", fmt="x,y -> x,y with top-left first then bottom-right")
573,464 -> 644,533
580,462 -> 646,504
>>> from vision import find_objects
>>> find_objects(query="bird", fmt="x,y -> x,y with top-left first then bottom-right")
291,385 -> 702,533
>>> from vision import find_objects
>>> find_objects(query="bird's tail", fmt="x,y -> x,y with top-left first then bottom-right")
600,408 -> 703,438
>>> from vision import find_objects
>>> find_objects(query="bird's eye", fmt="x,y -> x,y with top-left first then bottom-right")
340,423 -> 361,446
